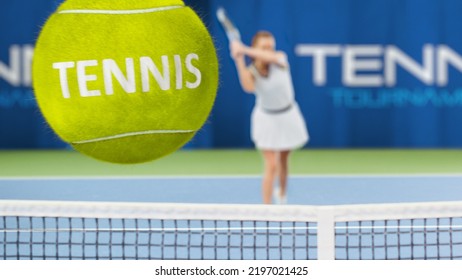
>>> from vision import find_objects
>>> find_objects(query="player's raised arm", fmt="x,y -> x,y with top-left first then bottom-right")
230,41 -> 255,93
242,47 -> 287,68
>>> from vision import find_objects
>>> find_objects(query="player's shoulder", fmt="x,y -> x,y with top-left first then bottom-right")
247,64 -> 259,77
276,51 -> 287,57
275,51 -> 289,68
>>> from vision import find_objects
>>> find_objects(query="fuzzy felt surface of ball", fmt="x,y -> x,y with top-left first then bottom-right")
33,0 -> 218,164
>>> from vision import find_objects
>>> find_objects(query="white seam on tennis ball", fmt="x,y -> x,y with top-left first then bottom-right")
72,130 -> 195,144
58,5 -> 184,15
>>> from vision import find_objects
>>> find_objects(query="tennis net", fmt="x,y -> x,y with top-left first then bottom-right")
1,200 -> 462,260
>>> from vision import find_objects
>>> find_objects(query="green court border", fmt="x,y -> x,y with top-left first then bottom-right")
1,149 -> 462,177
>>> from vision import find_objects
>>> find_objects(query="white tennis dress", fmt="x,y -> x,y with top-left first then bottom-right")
249,55 -> 309,150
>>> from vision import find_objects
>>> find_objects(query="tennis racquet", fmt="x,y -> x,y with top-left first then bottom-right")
216,7 -> 241,42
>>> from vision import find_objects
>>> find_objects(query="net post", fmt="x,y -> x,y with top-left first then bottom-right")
317,206 -> 335,260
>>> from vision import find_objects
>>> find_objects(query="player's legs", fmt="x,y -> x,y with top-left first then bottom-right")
262,150 -> 278,204
278,150 -> 291,201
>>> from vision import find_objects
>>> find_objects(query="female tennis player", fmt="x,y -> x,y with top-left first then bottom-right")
230,31 -> 309,204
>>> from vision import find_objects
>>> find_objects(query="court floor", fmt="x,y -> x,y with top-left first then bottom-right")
1,150 -> 462,259
1,175 -> 462,205
1,149 -> 462,205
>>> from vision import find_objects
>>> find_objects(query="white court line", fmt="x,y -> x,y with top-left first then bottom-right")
1,174 -> 462,181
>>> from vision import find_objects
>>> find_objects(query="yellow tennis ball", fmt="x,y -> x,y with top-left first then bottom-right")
33,0 -> 218,164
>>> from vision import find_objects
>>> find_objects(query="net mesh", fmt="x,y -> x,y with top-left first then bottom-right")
1,200 -> 462,260
335,218 -> 462,260
0,202 -> 318,260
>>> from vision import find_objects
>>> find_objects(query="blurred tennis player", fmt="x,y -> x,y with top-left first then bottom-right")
230,32 -> 309,204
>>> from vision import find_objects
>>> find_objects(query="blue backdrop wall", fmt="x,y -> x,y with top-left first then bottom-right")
2,0 -> 462,149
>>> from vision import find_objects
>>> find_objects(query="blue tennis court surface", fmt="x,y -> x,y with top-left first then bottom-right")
1,175 -> 462,205
1,175 -> 462,260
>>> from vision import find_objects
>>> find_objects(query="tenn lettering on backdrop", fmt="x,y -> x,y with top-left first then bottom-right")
0,45 -> 35,109
295,44 -> 462,108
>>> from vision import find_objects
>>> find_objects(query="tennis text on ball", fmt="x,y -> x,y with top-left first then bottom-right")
52,53 -> 202,98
